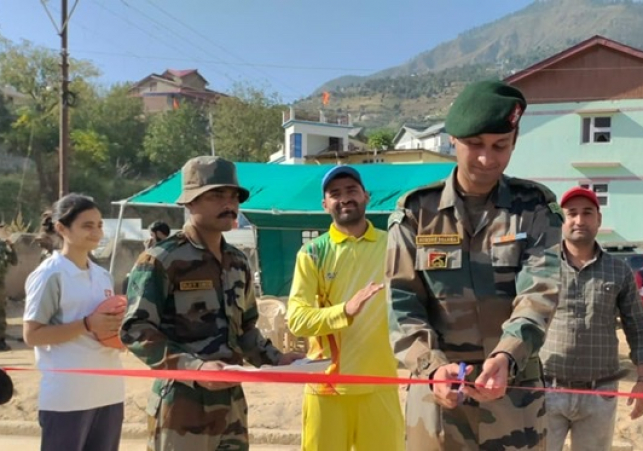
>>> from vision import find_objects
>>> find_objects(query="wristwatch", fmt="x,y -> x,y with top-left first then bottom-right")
493,352 -> 518,379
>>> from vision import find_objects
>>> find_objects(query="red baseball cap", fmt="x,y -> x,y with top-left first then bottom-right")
560,187 -> 600,210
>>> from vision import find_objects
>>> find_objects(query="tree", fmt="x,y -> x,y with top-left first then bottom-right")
0,94 -> 13,138
367,129 -> 395,150
0,38 -> 100,203
142,102 -> 210,175
75,83 -> 147,176
211,82 -> 284,162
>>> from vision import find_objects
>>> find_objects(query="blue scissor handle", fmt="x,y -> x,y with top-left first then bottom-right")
456,362 -> 467,405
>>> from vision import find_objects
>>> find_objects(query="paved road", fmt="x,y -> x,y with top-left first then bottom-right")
0,436 -> 298,450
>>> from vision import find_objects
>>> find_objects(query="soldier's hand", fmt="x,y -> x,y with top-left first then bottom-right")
197,361 -> 241,391
627,381 -> 643,419
277,352 -> 306,366
463,354 -> 509,403
344,282 -> 385,318
432,363 -> 473,409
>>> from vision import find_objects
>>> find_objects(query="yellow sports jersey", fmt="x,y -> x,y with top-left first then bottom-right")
287,222 -> 398,395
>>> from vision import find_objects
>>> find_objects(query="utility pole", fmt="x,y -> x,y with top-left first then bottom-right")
208,111 -> 216,156
59,0 -> 70,197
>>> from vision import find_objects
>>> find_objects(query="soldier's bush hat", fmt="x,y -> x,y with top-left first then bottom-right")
445,80 -> 527,138
177,156 -> 250,205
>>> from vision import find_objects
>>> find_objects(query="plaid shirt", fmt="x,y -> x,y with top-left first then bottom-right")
540,243 -> 643,382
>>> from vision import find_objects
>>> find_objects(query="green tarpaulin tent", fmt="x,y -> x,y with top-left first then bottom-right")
112,162 -> 456,295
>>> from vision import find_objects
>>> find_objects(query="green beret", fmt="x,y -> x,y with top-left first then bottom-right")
445,80 -> 527,138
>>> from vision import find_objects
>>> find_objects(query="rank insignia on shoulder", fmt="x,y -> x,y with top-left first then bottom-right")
428,252 -> 448,269
416,234 -> 461,246
179,280 -> 214,291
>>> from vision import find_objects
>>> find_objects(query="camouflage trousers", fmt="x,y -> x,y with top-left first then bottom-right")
146,380 -> 249,451
0,287 -> 6,340
405,379 -> 546,451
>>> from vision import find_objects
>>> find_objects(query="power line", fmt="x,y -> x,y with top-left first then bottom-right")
91,0 -> 237,84
43,1 -> 149,62
138,0 -> 306,98
116,0 -> 300,96
35,0 -> 350,101
69,49 -> 375,72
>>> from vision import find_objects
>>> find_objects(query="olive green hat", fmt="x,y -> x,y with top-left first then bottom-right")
445,80 -> 527,138
176,156 -> 249,204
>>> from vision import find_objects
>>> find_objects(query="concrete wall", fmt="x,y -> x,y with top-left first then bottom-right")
283,121 -> 352,163
4,234 -> 145,300
0,151 -> 34,174
507,99 -> 643,244
5,234 -> 41,301
106,239 -> 146,295
142,96 -> 171,113
395,132 -> 423,150
395,132 -> 454,155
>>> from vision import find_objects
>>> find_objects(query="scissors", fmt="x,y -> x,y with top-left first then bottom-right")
456,362 -> 467,405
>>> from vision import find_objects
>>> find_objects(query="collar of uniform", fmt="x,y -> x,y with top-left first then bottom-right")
438,169 -> 459,210
438,168 -> 512,210
182,221 -> 232,253
494,175 -> 513,209
329,221 -> 377,244
52,250 -> 95,277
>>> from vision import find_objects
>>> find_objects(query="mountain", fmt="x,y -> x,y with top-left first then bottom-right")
297,0 -> 643,130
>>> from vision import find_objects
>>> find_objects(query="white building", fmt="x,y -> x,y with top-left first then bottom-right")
392,122 -> 454,155
270,108 -> 358,164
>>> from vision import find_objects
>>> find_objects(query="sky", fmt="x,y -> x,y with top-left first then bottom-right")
0,0 -> 533,102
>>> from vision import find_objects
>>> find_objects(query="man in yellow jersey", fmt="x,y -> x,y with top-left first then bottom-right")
287,166 -> 404,451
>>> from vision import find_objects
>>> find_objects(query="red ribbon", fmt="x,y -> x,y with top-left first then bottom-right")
2,366 -> 641,399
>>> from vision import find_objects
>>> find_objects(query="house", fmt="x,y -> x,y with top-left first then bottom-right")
129,69 -> 226,113
505,35 -> 643,245
270,108 -> 455,165
393,122 -> 454,156
1,85 -> 29,107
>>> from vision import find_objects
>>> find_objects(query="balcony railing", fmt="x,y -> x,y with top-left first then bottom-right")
283,107 -> 352,126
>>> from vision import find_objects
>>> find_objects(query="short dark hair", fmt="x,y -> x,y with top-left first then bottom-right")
52,194 -> 99,228
149,221 -> 170,236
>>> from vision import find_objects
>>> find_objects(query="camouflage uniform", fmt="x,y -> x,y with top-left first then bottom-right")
0,239 -> 18,343
121,222 -> 282,451
387,170 -> 562,451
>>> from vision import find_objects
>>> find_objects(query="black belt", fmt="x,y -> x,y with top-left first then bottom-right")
544,368 -> 629,390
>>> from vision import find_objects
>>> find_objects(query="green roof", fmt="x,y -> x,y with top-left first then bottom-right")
120,162 -> 456,295
125,162 -> 455,220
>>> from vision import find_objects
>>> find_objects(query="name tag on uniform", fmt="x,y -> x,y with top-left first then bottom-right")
493,232 -> 527,245
179,280 -> 214,291
428,252 -> 448,269
416,234 -> 461,246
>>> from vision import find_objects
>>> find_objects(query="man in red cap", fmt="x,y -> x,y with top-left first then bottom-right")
540,186 -> 643,451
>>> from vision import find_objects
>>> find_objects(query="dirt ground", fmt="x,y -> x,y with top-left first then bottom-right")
1,299 -> 643,448
0,437 -> 296,451
0,299 -> 306,433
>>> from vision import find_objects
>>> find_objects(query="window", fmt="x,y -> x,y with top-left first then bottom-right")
301,230 -> 319,244
582,116 -> 611,144
361,158 -> 384,164
580,183 -> 609,207
290,133 -> 302,158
